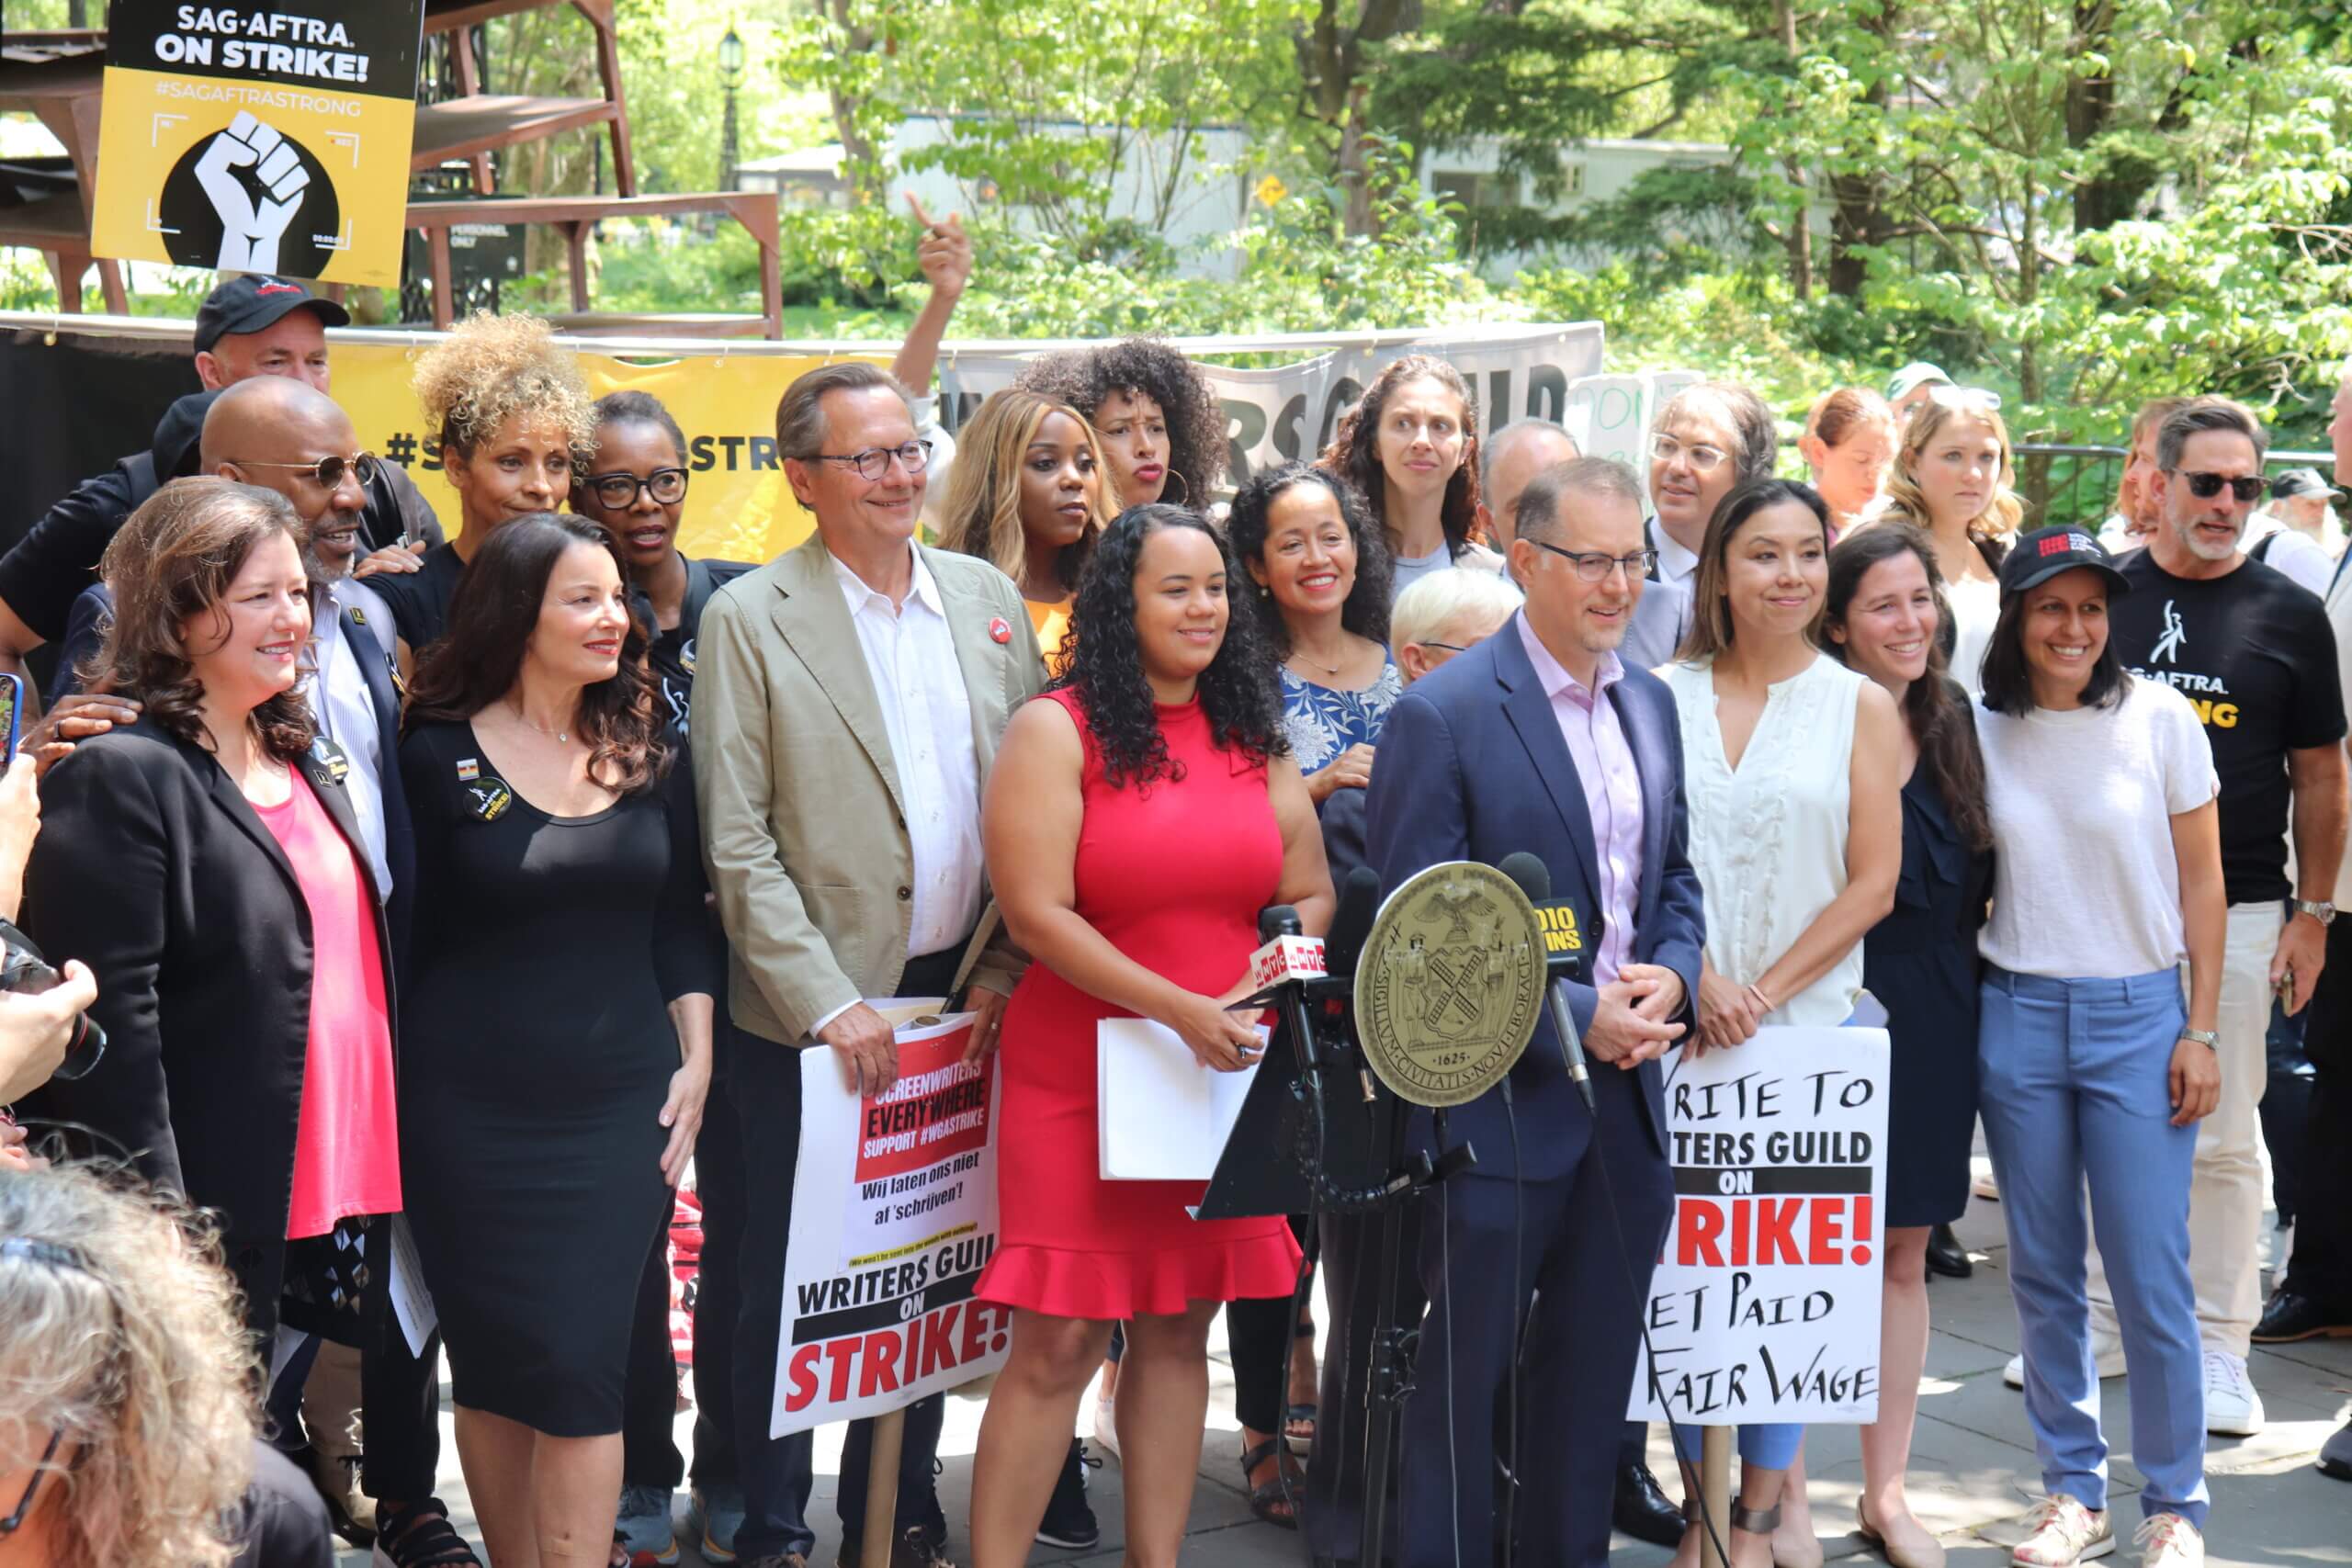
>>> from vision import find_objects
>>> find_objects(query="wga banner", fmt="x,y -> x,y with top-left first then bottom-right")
771,1013 -> 1012,1438
92,2 -> 424,287
1632,1026 -> 1891,1426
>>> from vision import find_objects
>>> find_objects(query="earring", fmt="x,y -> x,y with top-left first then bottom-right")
1259,581 -> 1272,599
1164,468 -> 1191,507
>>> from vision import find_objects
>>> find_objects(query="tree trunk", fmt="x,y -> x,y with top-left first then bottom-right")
1297,0 -> 1419,237
825,0 -> 889,208
1826,5 -> 1895,299
1774,1 -> 1812,299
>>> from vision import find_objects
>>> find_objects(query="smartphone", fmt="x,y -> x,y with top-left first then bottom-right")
0,672 -> 21,759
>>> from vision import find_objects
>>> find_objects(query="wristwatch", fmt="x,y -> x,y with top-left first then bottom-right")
2292,899 -> 2336,926
2180,1028 -> 2221,1050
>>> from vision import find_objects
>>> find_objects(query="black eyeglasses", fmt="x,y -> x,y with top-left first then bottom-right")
582,468 -> 689,509
1421,641 -> 1470,653
0,1428 -> 61,1536
233,453 -> 379,490
1528,540 -> 1659,582
2175,470 -> 2267,502
802,441 -> 933,480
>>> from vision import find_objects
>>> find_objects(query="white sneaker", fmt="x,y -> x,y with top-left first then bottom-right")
1974,1168 -> 2002,1201
2132,1513 -> 2203,1568
2004,1327 -> 2126,1389
2010,1495 -> 2114,1566
1091,1390 -> 1120,1461
2202,1349 -> 2266,1436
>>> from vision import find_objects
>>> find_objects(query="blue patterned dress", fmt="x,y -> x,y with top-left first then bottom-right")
1279,660 -> 1403,776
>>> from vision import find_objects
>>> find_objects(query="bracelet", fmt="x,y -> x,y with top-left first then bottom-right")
1746,982 -> 1775,1014
2179,1027 -> 2220,1050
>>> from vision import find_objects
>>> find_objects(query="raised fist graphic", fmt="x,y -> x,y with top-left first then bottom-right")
193,111 -> 311,273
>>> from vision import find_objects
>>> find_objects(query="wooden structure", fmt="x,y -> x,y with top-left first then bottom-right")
0,3 -> 786,337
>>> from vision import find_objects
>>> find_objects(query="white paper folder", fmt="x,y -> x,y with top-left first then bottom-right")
1095,1017 -> 1264,1181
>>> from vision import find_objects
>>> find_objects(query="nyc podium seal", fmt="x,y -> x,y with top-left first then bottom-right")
1352,862 -> 1544,1108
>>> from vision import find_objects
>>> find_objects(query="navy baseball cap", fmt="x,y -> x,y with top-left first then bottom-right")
193,276 -> 350,353
2000,525 -> 2132,599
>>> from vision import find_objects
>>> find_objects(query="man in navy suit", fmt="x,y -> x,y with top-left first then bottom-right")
1366,455 -> 1704,1568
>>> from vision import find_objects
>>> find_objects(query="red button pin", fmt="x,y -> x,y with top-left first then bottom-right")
989,616 -> 1012,645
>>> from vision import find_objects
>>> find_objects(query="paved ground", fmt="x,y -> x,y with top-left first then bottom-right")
339,1157 -> 2351,1567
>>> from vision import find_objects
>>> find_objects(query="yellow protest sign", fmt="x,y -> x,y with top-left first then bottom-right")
332,342 -> 886,563
91,3 -> 424,288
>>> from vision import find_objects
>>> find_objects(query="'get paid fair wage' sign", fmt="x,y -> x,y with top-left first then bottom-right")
92,3 -> 425,288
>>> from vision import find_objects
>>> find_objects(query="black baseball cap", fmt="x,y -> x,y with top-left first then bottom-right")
193,276 -> 350,353
2000,525 -> 2133,599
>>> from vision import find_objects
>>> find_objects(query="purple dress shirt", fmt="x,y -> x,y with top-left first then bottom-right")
1516,614 -> 1645,986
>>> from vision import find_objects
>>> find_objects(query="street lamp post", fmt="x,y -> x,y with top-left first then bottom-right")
718,26 -> 745,192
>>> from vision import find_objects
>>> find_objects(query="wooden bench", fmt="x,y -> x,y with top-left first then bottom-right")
403,191 -> 784,339
420,0 -> 634,197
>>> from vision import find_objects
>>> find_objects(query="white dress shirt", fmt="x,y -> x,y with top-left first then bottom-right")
306,577 -> 394,898
1651,519 -> 1702,590
809,544 -> 984,1034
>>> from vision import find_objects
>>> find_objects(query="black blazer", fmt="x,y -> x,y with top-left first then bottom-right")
20,715 -> 398,1343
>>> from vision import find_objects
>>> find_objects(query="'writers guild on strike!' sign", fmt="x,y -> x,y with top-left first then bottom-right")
92,4 -> 426,288
1633,1026 -> 1893,1426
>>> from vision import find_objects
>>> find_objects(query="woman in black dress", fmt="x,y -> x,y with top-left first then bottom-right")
398,513 -> 717,1568
1824,521 -> 1992,1568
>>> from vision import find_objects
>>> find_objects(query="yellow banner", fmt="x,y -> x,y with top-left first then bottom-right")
334,343 -> 885,563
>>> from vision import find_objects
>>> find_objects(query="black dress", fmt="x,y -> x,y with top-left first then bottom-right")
397,719 -> 718,1436
1863,771 -> 1992,1227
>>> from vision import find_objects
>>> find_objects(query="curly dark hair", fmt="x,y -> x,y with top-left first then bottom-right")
1317,354 -> 1483,561
88,478 -> 316,763
1054,503 -> 1287,791
1225,463 -> 1392,657
1012,338 -> 1228,508
404,513 -> 671,796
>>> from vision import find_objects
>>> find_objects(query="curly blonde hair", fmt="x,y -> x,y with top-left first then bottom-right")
0,1163 -> 258,1568
1883,392 -> 2025,542
935,389 -> 1114,595
412,311 -> 597,462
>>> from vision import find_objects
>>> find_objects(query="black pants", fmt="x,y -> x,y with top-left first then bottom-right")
729,946 -> 962,1560
621,1219 -> 684,1489
617,1026 -> 750,1492
2283,921 -> 2352,1311
360,1324 -> 444,1503
1226,1214 -> 1314,1435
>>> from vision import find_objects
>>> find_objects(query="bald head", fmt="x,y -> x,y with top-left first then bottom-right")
1477,419 -> 1582,557
202,377 -> 370,570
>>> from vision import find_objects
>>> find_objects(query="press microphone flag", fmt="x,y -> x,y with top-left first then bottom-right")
1498,852 -> 1598,1109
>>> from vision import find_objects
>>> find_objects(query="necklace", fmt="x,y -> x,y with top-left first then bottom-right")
509,700 -> 572,744
1290,638 -> 1350,678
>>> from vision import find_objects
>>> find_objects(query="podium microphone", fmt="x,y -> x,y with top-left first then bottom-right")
1325,865 -> 1383,979
1497,852 -> 1595,1111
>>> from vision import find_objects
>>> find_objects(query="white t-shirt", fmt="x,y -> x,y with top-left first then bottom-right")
1975,678 -> 2219,978
2242,513 -> 2334,597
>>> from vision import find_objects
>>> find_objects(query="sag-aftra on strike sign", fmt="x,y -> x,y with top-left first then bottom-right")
91,3 -> 424,288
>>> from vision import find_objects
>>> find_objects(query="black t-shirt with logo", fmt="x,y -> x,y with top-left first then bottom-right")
645,555 -> 755,743
2111,551 -> 2346,905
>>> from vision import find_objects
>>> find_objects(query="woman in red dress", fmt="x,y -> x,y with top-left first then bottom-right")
970,503 -> 1335,1566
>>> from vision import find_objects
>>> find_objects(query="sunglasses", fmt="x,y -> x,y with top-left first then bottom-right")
2175,470 -> 2267,502
0,1429 -> 61,1536
233,453 -> 379,489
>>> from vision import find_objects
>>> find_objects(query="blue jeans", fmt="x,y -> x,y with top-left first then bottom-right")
1980,966 -> 2208,1529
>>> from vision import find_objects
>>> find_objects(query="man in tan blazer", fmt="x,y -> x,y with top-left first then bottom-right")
694,361 -> 1044,1568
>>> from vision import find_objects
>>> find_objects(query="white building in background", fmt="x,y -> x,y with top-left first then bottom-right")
731,121 -> 1773,283
733,114 -> 1252,279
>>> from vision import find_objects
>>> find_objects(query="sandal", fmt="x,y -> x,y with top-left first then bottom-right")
1283,1402 -> 1318,1450
1239,1438 -> 1302,1529
369,1498 -> 482,1568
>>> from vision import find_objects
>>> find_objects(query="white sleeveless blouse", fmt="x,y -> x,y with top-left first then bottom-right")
1664,653 -> 1868,1027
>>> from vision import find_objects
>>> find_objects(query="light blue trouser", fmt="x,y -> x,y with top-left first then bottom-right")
1979,965 -> 2209,1529
1669,1417 -> 1804,1472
